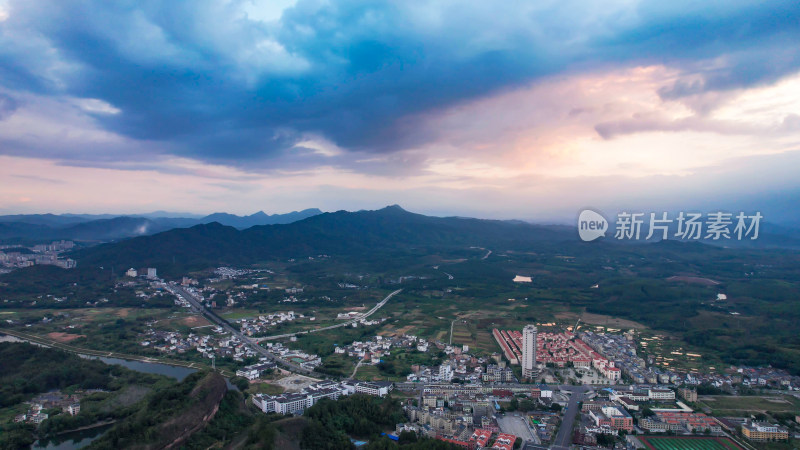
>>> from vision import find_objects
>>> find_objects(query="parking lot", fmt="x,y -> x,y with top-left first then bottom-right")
274,373 -> 320,392
498,413 -> 539,444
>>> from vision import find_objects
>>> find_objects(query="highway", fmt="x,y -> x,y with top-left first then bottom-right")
166,284 -> 318,375
254,289 -> 402,342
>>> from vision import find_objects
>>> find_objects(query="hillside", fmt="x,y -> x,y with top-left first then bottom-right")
88,371 -> 228,450
0,209 -> 323,243
70,206 -> 575,274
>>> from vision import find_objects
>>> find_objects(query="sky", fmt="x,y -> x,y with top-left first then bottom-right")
1,0 -> 799,223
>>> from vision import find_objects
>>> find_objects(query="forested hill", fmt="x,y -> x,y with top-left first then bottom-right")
70,206 -> 574,273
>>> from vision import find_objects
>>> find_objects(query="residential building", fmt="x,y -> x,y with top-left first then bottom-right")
355,381 -> 394,397
678,388 -> 697,403
589,406 -> 633,432
235,362 -> 276,380
648,412 -> 721,434
522,325 -> 537,379
469,428 -> 492,448
742,421 -> 789,441
66,403 -> 80,416
252,381 -> 346,415
492,433 -> 517,450
648,388 -> 675,401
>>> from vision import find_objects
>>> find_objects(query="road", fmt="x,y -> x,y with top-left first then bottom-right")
551,385 -> 590,450
254,289 -> 402,342
350,357 -> 365,379
167,284 -> 318,375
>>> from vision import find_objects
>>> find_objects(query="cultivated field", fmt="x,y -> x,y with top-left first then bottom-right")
638,436 -> 743,450
697,395 -> 800,415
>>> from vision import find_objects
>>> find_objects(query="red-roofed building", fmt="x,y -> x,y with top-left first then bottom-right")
492,433 -> 517,450
653,411 -> 721,433
469,428 -> 493,448
436,436 -> 475,449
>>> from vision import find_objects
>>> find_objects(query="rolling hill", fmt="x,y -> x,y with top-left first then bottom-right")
70,205 -> 575,273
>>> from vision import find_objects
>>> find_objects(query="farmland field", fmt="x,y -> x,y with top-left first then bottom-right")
638,436 -> 743,450
638,436 -> 742,450
697,395 -> 800,415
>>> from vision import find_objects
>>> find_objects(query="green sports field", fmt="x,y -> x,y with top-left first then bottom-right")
638,436 -> 743,450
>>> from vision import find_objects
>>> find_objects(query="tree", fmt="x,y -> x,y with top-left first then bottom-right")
399,430 -> 418,444
518,399 -> 535,412
550,403 -> 562,412
509,397 -> 519,411
230,376 -> 250,392
514,437 -> 523,449
596,433 -> 615,448
641,407 -> 655,417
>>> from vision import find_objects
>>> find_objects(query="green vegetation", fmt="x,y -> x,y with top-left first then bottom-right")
5,207 -> 800,380
696,395 -> 800,416
300,394 -> 461,449
87,371 -> 227,449
637,436 -> 742,450
0,342 -> 167,409
0,265 -> 173,309
0,342 -> 173,449
376,349 -> 444,380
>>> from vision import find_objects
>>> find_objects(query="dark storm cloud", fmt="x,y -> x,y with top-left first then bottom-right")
0,0 -> 799,169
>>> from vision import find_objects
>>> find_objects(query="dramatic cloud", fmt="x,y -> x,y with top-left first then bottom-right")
0,0 -> 799,218
1,0 -> 799,168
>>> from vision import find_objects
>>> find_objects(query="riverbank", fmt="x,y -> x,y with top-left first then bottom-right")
0,328 -> 234,377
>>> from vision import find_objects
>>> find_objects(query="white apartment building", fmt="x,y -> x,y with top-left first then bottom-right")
522,325 -> 538,379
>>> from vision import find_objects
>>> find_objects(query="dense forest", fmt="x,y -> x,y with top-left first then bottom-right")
0,342 -> 171,449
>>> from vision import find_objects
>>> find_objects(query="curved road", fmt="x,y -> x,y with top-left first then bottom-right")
169,285 -> 401,376
167,284 -> 319,375
254,289 -> 402,342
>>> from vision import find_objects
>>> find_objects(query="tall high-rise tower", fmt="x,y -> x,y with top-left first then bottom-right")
522,325 -> 537,379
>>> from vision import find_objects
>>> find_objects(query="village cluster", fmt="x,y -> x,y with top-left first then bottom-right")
235,311 -> 309,336
14,391 -> 86,425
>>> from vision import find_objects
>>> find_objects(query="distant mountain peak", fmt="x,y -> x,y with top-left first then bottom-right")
199,208 -> 322,229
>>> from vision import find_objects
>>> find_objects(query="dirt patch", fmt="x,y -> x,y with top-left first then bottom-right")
275,374 -> 319,393
394,325 -> 415,335
180,315 -> 211,327
344,306 -> 366,311
47,332 -> 86,343
667,275 -> 720,286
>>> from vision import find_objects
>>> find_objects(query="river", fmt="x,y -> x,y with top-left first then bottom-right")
31,424 -> 114,450
2,334 -> 237,449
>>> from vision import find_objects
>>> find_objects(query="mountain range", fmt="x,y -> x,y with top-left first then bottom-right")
0,209 -> 322,242
70,205 -> 575,272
